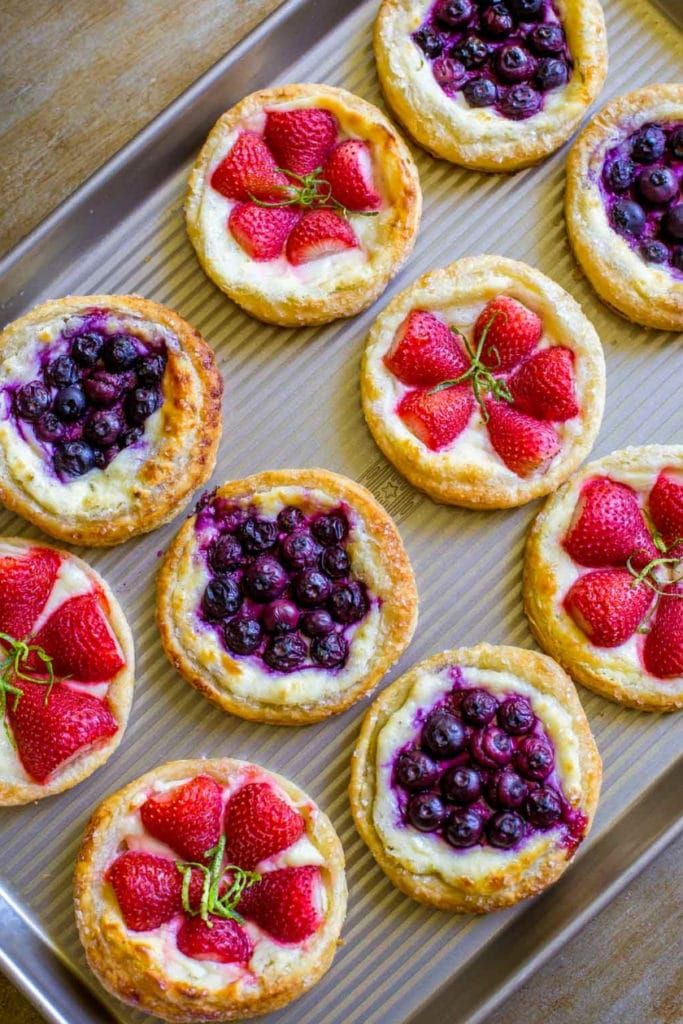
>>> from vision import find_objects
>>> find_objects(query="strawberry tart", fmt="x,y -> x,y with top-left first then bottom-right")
350,644 -> 601,912
0,295 -> 223,546
157,469 -> 418,724
525,445 -> 683,712
361,255 -> 605,508
0,538 -> 134,805
185,83 -> 422,326
74,759 -> 346,1022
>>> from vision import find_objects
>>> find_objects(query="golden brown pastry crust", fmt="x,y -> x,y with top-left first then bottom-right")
350,644 -> 602,913
74,758 -> 347,1023
524,445 -> 683,712
156,468 -> 418,724
361,254 -> 606,509
185,83 -> 422,326
0,295 -> 223,546
0,536 -> 135,806
374,0 -> 608,172
566,84 -> 683,331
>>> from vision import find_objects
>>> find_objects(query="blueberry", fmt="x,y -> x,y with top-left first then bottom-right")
329,580 -> 367,623
611,198 -> 646,238
238,516 -> 278,554
85,409 -> 123,447
669,126 -> 683,160
209,534 -> 244,574
470,726 -> 513,768
673,247 -> 683,272
125,387 -> 161,424
263,633 -> 307,672
321,545 -> 350,579
441,765 -> 481,804
262,599 -> 300,633
136,353 -> 167,386
444,807 -> 484,848
407,792 -> 446,832
83,370 -> 125,407
53,440 -> 95,478
103,336 -> 138,370
480,3 -> 514,36
488,768 -> 527,809
500,83 -> 541,119
92,448 -> 107,470
244,556 -> 288,602
280,530 -> 321,569
535,57 -> 568,91
277,505 -> 305,533
605,157 -> 635,192
638,166 -> 678,205
497,45 -> 535,82
452,35 -> 488,68
640,240 -> 669,264
433,56 -> 468,88
310,632 -> 349,668
460,688 -> 497,727
463,77 -> 497,108
72,332 -> 104,367
35,411 -> 65,442
435,0 -> 473,29
663,204 -> 683,241
119,426 -> 143,449
224,617 -> 262,655
311,512 -> 348,547
422,709 -> 467,758
632,124 -> 666,164
202,578 -> 242,620
14,381 -> 50,421
514,736 -> 554,780
510,0 -> 543,18
299,609 -> 335,637
45,355 -> 79,389
54,385 -> 86,422
395,749 -> 441,791
414,27 -> 443,58
487,810 -> 525,848
497,696 -> 534,734
296,568 -> 332,607
525,786 -> 562,828
528,24 -> 565,55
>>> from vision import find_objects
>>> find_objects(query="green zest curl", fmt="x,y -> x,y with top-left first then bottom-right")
0,632 -> 56,745
249,166 -> 379,220
176,835 -> 260,927
428,313 -> 513,422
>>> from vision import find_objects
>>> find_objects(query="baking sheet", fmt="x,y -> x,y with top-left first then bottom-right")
0,0 -> 681,1022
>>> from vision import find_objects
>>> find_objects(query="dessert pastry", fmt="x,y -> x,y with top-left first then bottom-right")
185,83 -> 422,326
566,84 -> 683,331
0,537 -> 134,805
525,445 -> 683,712
74,758 -> 346,1022
374,0 -> 607,172
350,644 -> 601,912
157,469 -> 418,724
0,295 -> 223,546
361,255 -> 605,509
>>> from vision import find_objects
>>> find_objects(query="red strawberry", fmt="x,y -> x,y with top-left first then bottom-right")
484,399 -> 560,476
643,581 -> 683,678
397,384 -> 474,451
649,470 -> 683,551
228,203 -> 299,261
176,915 -> 253,964
106,852 -> 187,931
564,569 -> 654,647
264,107 -> 338,177
239,866 -> 322,943
224,782 -> 304,870
508,346 -> 579,421
210,132 -> 290,203
31,592 -> 125,683
140,775 -> 223,862
474,296 -> 542,371
383,311 -> 470,387
563,477 -> 658,570
324,140 -> 381,212
7,681 -> 118,784
286,209 -> 358,265
0,547 -> 61,640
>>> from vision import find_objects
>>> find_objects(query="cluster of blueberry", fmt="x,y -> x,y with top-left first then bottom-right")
413,0 -> 572,121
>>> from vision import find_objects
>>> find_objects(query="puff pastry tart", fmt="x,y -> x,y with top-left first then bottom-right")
157,469 -> 418,724
185,83 -> 422,326
0,295 -> 223,546
525,445 -> 683,712
0,537 -> 134,805
350,644 -> 601,912
75,759 -> 346,1022
566,84 -> 683,331
361,255 -> 605,509
374,0 -> 607,172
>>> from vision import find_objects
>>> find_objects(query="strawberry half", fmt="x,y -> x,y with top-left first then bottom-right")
474,296 -> 542,371
508,346 -> 579,421
383,311 -> 470,387
210,132 -> 290,203
31,592 -> 125,683
0,547 -> 61,640
285,209 -> 358,265
324,140 -> 381,212
140,775 -> 223,862
397,384 -> 474,451
106,851 -> 188,932
648,470 -> 683,552
224,782 -> 305,870
642,581 -> 683,678
176,915 -> 253,965
484,399 -> 560,477
228,203 -> 299,261
239,865 -> 322,943
264,107 -> 338,177
563,477 -> 658,570
564,569 -> 654,647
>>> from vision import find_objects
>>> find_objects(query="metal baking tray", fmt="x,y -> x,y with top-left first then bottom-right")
0,1 -> 681,1022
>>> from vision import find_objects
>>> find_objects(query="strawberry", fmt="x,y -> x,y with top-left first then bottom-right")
564,569 -> 654,647
140,775 -> 223,862
31,592 -> 125,683
397,384 -> 474,451
484,399 -> 560,476
264,107 -> 338,177
106,852 -> 188,931
508,346 -> 579,421
176,915 -> 253,964
642,581 -> 683,678
474,296 -> 542,371
239,866 -> 322,943
224,782 -> 304,870
324,140 -> 381,212
228,203 -> 299,261
563,477 -> 658,570
383,311 -> 470,387
210,132 -> 290,203
285,209 -> 358,265
7,681 -> 118,784
0,547 -> 61,640
648,470 -> 683,551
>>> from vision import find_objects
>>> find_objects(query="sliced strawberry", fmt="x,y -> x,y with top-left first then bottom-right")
285,209 -> 358,265
140,775 -> 223,863
31,592 -> 124,683
563,477 -> 658,570
397,384 -> 474,451
383,311 -> 470,387
264,107 -> 338,177
0,547 -> 61,640
474,296 -> 542,371
324,139 -> 381,212
649,470 -> 683,552
508,346 -> 579,421
484,399 -> 560,477
177,915 -> 253,964
7,681 -> 117,784
239,866 -> 322,944
210,132 -> 290,203
564,569 -> 654,647
228,203 -> 299,261
106,852 -> 188,931
224,782 -> 304,871
642,581 -> 683,678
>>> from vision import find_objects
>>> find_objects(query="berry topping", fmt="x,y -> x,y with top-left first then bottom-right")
497,696 -> 534,734
632,125 -> 666,163
228,203 -> 299,261
525,786 -> 562,828
481,3 -> 514,36
563,477 -> 657,569
263,632 -> 307,672
513,735 -> 554,780
32,592 -> 125,682
510,0 -> 543,17
311,512 -> 348,546
280,530 -> 321,569
277,505 -> 305,533
324,140 -> 382,212
202,578 -> 243,620
300,609 -> 335,637
664,205 -> 683,242
15,381 -> 50,421
83,370 -> 125,406
611,198 -> 646,238
470,725 -> 513,767
286,208 -> 358,265
209,534 -> 244,574
487,810 -> 525,848
605,157 -> 635,192
433,56 -> 468,88
239,865 -> 323,943
637,166 -> 678,206
140,775 -> 223,862
210,131 -> 290,203
496,45 -> 535,83
565,569 -> 656,648
262,599 -> 300,634
106,852 -> 187,932
435,0 -> 474,28
536,57 -> 568,92
0,547 -> 61,639
500,84 -> 541,119
103,336 -> 138,371
72,332 -> 104,366
35,412 -> 66,443
460,688 -> 497,726
441,764 -> 482,803
244,556 -> 288,602
264,107 -> 338,177
452,35 -> 489,68
528,24 -> 565,54
463,77 -> 498,108
395,749 -> 441,791
53,440 -> 96,478
321,545 -> 350,578
383,310 -> 469,387
414,26 -> 444,58
125,387 -> 161,424
474,296 -> 542,371
225,617 -> 263,655
641,240 -> 669,264
642,582 -> 683,679
295,568 -> 332,607
45,355 -> 79,388
310,631 -> 349,668
176,916 -> 253,964
238,516 -> 278,554
444,807 -> 484,847
224,782 -> 305,870
53,385 -> 87,422
649,470 -> 683,548
397,384 -> 474,451
508,346 -> 578,421
85,409 -> 123,447
136,353 -> 167,385
485,400 -> 560,477
422,708 -> 467,758
329,580 -> 367,623
407,791 -> 447,831
488,768 -> 528,808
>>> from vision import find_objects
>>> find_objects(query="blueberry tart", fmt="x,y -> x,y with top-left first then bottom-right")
374,0 -> 607,172
525,445 -> 683,712
361,255 -> 605,508
185,83 -> 422,326
566,84 -> 683,330
0,295 -> 223,546
75,758 -> 346,1022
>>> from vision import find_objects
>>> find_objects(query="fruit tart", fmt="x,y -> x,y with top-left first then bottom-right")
374,0 -> 607,172
525,445 -> 683,712
0,295 -> 223,546
157,469 -> 418,724
185,83 -> 422,326
350,644 -> 600,912
75,759 -> 346,1022
0,538 -> 134,805
566,84 -> 683,330
361,255 -> 605,509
